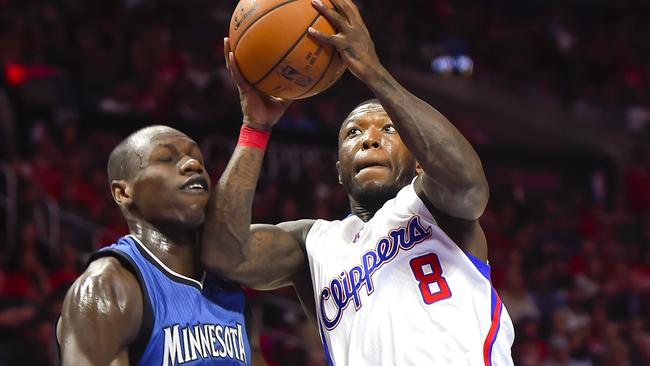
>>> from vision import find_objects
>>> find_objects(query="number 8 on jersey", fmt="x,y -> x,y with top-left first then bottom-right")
409,253 -> 452,304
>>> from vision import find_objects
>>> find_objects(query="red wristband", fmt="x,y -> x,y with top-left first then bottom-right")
237,124 -> 271,149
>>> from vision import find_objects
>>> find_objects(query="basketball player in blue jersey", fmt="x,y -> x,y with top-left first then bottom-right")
56,126 -> 265,365
203,0 -> 515,364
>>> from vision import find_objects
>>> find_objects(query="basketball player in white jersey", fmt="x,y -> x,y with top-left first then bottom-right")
203,0 -> 514,364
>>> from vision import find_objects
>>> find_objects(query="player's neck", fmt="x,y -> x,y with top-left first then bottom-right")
349,198 -> 382,222
348,182 -> 407,222
129,220 -> 202,280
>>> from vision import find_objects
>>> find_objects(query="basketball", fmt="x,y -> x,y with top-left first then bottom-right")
229,0 -> 347,100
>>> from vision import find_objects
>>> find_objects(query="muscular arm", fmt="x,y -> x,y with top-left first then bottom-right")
57,257 -> 142,366
202,144 -> 314,290
366,72 -> 489,220
202,38 -> 312,290
367,72 -> 489,259
311,0 -> 489,221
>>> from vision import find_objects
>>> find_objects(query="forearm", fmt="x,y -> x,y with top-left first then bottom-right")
307,0 -> 488,217
364,67 -> 486,190
202,140 -> 307,289
202,143 -> 266,277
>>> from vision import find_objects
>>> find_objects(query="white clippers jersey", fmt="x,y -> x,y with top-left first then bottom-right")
305,183 -> 514,366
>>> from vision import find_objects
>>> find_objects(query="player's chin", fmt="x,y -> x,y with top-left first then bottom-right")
353,178 -> 400,202
180,209 -> 207,229
354,178 -> 390,192
178,197 -> 210,224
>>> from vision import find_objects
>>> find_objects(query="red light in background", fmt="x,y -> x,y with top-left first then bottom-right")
4,62 -> 58,86
5,63 -> 27,86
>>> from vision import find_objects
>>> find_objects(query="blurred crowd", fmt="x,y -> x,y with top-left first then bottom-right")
0,0 -> 648,142
1,0 -> 649,365
368,0 -> 650,133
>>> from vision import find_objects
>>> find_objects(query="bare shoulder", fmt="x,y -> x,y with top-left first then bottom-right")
413,177 -> 488,261
275,219 -> 318,319
275,219 -> 317,247
63,256 -> 142,317
416,169 -> 489,222
58,256 -> 142,363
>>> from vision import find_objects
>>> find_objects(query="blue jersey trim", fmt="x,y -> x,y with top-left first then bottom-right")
128,235 -> 204,290
463,250 -> 491,281
93,235 -> 251,365
318,324 -> 335,366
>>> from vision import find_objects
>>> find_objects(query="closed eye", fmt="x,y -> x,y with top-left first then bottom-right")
155,155 -> 174,163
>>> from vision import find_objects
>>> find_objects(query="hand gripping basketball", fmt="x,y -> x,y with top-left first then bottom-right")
224,37 -> 291,131
308,0 -> 382,83
228,0 -> 347,100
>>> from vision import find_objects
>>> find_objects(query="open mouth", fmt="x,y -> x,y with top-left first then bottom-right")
354,161 -> 389,175
180,176 -> 209,192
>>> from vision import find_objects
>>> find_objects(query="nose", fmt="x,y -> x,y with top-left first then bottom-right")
361,128 -> 381,150
180,157 -> 204,175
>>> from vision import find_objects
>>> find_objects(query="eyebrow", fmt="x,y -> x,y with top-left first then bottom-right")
156,140 -> 199,150
155,143 -> 178,151
339,121 -> 355,137
151,141 -> 201,157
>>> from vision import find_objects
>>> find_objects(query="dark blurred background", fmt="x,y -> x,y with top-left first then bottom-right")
0,0 -> 649,365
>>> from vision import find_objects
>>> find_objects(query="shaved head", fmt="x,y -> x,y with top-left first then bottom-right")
347,98 -> 383,117
340,99 -> 384,136
107,125 -> 186,184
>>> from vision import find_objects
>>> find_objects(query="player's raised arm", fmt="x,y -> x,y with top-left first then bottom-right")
202,38 -> 311,290
309,0 -> 489,221
57,257 -> 142,366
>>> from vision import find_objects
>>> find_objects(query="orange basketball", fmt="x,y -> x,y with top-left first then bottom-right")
229,0 -> 346,100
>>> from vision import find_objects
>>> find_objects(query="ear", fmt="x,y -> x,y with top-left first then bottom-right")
111,180 -> 133,207
415,161 -> 423,176
336,161 -> 343,185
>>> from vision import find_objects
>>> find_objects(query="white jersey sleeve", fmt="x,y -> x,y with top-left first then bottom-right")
305,182 -> 514,366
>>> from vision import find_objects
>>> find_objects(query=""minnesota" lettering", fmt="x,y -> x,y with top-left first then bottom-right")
162,322 -> 246,366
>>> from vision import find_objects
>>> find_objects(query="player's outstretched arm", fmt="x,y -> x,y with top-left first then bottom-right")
57,257 -> 142,366
309,0 -> 489,221
202,38 -> 312,290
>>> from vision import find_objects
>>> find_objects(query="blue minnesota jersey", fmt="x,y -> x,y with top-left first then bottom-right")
91,235 -> 251,366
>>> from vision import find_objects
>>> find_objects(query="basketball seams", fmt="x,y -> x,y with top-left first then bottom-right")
231,0 -> 299,52
251,13 -> 322,86
230,0 -> 345,98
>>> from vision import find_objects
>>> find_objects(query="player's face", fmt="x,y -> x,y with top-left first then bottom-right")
337,105 -> 417,204
129,131 -> 211,229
